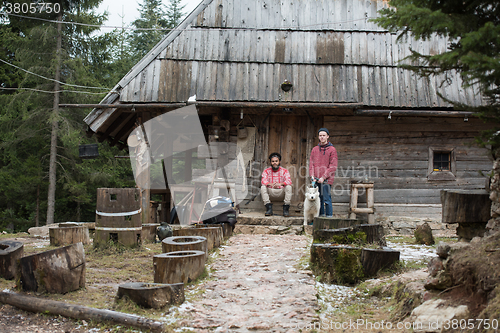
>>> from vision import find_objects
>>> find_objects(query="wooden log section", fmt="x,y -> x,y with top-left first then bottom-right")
173,227 -> 221,251
196,223 -> 233,240
310,244 -> 400,283
361,248 -> 400,276
310,244 -> 364,285
142,224 -> 160,243
49,226 -> 90,247
153,251 -> 206,284
312,217 -> 360,239
19,243 -> 85,294
0,240 -> 23,280
161,236 -> 207,256
0,291 -> 165,332
441,190 -> 491,223
314,224 -> 386,246
117,282 -> 184,309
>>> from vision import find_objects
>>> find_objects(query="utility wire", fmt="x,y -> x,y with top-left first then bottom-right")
0,87 -> 108,94
0,58 -> 111,90
3,12 -> 373,31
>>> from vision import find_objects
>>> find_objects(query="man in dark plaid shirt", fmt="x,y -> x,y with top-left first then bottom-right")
260,152 -> 293,217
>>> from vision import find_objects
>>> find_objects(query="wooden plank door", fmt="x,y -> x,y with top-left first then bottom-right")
268,115 -> 308,204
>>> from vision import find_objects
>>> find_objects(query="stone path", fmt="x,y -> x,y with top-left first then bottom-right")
178,234 -> 319,332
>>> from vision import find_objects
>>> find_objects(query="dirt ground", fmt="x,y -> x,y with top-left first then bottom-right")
0,232 -> 439,333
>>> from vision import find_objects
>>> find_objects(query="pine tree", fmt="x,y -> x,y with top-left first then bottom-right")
165,0 -> 186,29
129,0 -> 170,61
373,0 -> 500,143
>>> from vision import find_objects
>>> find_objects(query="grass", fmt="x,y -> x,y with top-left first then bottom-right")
0,234 -> 218,332
316,235 -> 434,332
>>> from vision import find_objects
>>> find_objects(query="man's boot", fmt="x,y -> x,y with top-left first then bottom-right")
265,203 -> 273,216
283,204 -> 290,217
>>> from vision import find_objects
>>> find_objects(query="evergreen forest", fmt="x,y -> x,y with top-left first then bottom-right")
0,0 -> 185,231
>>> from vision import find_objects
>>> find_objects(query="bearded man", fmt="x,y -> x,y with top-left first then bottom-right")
260,152 -> 293,217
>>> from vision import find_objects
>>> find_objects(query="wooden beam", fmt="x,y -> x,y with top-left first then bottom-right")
355,109 -> 476,117
62,102 -> 362,109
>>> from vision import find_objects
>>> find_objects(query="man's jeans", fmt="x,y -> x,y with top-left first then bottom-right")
318,183 -> 332,216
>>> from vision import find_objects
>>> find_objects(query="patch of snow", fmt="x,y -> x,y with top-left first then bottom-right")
387,240 -> 436,262
316,282 -> 365,320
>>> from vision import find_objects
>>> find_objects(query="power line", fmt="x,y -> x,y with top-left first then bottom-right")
3,12 -> 373,31
0,87 -> 108,94
0,58 -> 111,90
4,12 -> 172,31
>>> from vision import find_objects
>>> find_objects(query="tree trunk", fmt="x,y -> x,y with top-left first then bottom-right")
0,291 -> 165,332
35,184 -> 40,227
46,14 -> 62,225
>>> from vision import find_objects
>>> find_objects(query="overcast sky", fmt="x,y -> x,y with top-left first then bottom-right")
97,0 -> 201,29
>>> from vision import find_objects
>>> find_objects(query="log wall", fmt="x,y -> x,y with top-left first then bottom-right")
324,115 -> 493,218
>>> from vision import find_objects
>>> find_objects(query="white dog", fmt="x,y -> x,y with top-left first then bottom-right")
303,186 -> 320,226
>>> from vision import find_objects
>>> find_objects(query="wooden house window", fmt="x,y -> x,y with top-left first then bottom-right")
433,152 -> 451,171
428,147 -> 456,181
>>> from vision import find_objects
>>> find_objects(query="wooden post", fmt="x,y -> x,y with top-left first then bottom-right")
367,187 -> 375,224
349,186 -> 358,220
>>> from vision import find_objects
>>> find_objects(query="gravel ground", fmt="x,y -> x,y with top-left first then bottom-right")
0,234 -> 436,332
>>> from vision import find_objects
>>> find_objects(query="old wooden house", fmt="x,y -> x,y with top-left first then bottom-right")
83,0 -> 493,225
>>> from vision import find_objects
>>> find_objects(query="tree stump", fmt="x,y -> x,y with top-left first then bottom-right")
441,189 -> 491,241
196,223 -> 233,239
173,227 -> 221,251
142,224 -> 160,243
314,224 -> 385,246
49,226 -> 90,247
153,251 -> 206,284
117,282 -> 184,309
441,190 -> 491,223
312,217 -> 360,238
361,248 -> 400,276
310,244 -> 364,284
19,242 -> 85,294
161,236 -> 207,256
0,240 -> 23,280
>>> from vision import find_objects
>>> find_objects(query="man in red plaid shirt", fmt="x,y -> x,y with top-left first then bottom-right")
261,152 -> 293,217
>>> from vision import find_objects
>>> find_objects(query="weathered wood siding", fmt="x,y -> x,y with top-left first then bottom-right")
324,116 -> 492,206
117,0 -> 483,107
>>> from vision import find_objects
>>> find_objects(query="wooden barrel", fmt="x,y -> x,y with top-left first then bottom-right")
95,188 -> 142,247
162,236 -> 207,256
153,251 -> 206,284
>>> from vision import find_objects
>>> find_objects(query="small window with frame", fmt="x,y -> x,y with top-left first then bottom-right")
428,147 -> 456,181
